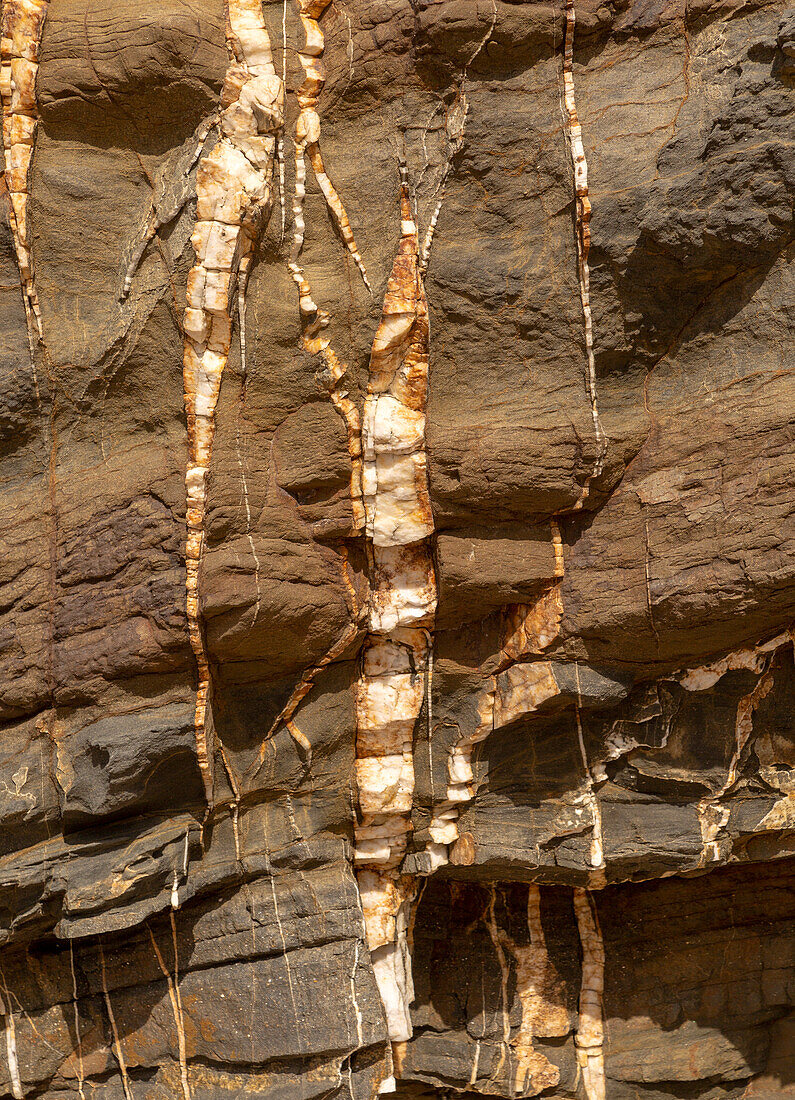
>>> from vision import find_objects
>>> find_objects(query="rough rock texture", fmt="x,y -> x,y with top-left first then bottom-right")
0,0 -> 792,1097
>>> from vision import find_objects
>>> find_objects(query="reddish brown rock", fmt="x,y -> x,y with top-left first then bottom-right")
0,0 -> 791,1096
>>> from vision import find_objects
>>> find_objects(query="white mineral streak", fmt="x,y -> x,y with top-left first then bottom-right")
121,111 -> 219,301
0,971 -> 23,1100
288,0 -> 369,307
99,945 -> 135,1100
573,888 -> 606,1100
431,524 -> 566,869
284,0 -> 367,530
355,171 -> 435,1050
148,923 -> 191,1100
183,0 -> 283,801
575,663 -> 607,888
69,941 -> 87,1100
0,0 -> 48,340
562,0 -> 607,505
261,619 -> 360,743
497,885 -> 570,1094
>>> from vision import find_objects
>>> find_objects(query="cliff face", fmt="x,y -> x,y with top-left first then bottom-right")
0,0 -> 793,1097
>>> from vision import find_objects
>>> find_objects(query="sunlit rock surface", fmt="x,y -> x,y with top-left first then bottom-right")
0,0 -> 792,1097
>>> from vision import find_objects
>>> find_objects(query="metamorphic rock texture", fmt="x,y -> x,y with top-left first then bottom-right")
0,0 -> 793,1096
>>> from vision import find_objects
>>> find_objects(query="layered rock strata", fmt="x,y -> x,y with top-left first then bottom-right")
0,0 -> 791,1097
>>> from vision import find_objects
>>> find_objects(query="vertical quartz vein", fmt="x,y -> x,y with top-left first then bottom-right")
288,0 -> 369,311
0,970 -> 23,1100
573,887 -> 606,1100
355,168 -> 436,1052
183,0 -> 283,801
301,316 -> 365,533
562,0 -> 607,505
0,0 -> 49,341
285,0 -> 369,532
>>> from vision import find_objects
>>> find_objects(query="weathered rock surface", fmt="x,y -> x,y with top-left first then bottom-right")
0,0 -> 792,1097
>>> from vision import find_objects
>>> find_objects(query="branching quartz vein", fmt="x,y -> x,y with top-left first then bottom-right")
301,315 -> 365,533
698,653 -> 777,863
355,167 -> 435,1050
282,0 -> 368,537
0,0 -> 49,341
673,632 -> 792,863
288,0 -> 370,307
121,111 -> 220,302
183,0 -> 283,802
423,0 -> 613,868
573,887 -> 606,1100
562,0 -> 607,506
485,885 -> 571,1094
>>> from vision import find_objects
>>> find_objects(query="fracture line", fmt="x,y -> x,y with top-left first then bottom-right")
0,967 -> 23,1100
148,923 -> 191,1100
99,945 -> 134,1100
562,0 -> 607,504
69,941 -> 86,1100
419,0 -> 496,274
573,888 -> 606,1100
